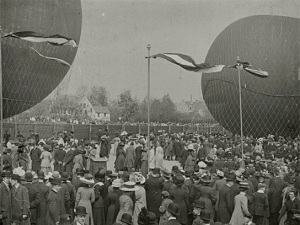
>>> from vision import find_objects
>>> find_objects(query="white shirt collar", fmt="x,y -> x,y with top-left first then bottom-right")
257,190 -> 264,193
168,216 -> 176,221
14,183 -> 20,189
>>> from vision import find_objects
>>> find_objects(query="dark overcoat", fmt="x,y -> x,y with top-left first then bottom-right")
46,189 -> 61,225
63,150 -> 75,173
30,147 -> 41,173
145,175 -> 163,218
53,149 -> 66,173
170,186 -> 191,225
23,183 -> 40,224
11,184 -> 30,225
217,184 -> 234,224
35,181 -> 49,225
0,182 -> 11,225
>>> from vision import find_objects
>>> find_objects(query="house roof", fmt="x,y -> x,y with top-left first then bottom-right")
93,105 -> 110,114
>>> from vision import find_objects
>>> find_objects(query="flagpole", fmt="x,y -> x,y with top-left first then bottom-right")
147,44 -> 151,172
237,56 -> 244,160
0,26 -> 3,172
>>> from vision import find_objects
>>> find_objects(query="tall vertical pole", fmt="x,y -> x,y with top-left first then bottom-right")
147,45 -> 151,150
237,56 -> 244,159
0,26 -> 3,172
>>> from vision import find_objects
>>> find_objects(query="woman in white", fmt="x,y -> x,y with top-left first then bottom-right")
40,145 -> 52,175
148,144 -> 156,171
155,141 -> 164,169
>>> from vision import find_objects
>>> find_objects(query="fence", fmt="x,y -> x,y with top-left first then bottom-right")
3,123 -> 229,140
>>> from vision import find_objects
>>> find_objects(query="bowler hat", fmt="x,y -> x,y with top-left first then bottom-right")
225,174 -> 235,181
171,166 -> 179,172
257,183 -> 266,188
161,191 -> 170,198
61,172 -> 69,181
194,199 -> 205,209
239,182 -> 249,189
146,212 -> 157,225
167,203 -> 180,216
185,170 -> 193,177
76,168 -> 85,176
49,177 -> 62,185
1,171 -> 11,178
120,213 -> 133,225
11,174 -> 21,180
59,214 -> 72,225
200,209 -> 211,221
25,172 -> 33,182
75,206 -> 87,216
37,171 -> 45,179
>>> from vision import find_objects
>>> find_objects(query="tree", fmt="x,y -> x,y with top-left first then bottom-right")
119,90 -> 139,121
76,85 -> 88,97
88,86 -> 108,106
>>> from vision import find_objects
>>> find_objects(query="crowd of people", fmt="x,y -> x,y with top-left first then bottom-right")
1,130 -> 300,225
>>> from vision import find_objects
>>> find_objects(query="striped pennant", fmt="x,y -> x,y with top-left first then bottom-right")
150,53 -> 225,73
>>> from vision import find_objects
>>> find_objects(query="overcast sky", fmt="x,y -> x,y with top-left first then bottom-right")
57,0 -> 300,103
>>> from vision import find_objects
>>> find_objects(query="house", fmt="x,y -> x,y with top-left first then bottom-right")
176,100 -> 209,117
93,105 -> 111,121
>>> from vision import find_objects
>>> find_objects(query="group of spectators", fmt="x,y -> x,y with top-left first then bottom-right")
1,130 -> 300,225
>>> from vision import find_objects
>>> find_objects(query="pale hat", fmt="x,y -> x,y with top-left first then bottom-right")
80,174 -> 95,185
198,161 -> 207,168
187,144 -> 194,150
217,170 -> 224,177
120,181 -> 140,191
121,131 -> 128,136
129,172 -> 146,185
112,179 -> 122,188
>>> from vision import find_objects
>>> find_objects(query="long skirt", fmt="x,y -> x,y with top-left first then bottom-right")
141,160 -> 148,178
93,207 -> 105,225
106,204 -> 116,225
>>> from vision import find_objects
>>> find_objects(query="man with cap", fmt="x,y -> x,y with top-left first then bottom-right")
30,143 -> 41,173
162,169 -> 173,193
250,183 -> 269,225
35,171 -> 49,225
72,169 -> 85,191
120,213 -> 133,225
217,174 -> 235,224
0,171 -> 11,225
164,203 -> 181,225
23,172 -> 41,225
54,145 -> 66,173
145,168 -> 164,220
198,209 -> 213,225
46,177 -> 62,225
74,206 -> 87,225
159,191 -> 173,225
192,199 -> 206,225
10,174 -> 30,224
61,172 -> 75,217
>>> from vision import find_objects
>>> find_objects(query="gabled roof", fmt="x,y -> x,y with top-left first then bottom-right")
93,105 -> 110,114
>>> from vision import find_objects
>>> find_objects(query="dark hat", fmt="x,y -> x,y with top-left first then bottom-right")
152,168 -> 160,175
120,213 -> 133,225
59,214 -> 72,225
106,170 -> 113,176
193,199 -> 205,209
162,169 -> 171,178
11,213 -> 23,223
76,168 -> 85,176
175,175 -> 185,185
37,171 -> 45,179
244,214 -> 252,219
185,170 -> 193,177
119,142 -> 125,146
200,175 -> 213,184
239,182 -> 249,189
225,174 -> 235,181
1,171 -> 11,178
161,191 -> 170,198
171,166 -> 179,172
11,174 -> 21,180
194,165 -> 200,172
49,177 -> 62,185
167,203 -> 180,216
75,206 -> 87,216
200,209 -> 211,221
25,172 -> 33,182
257,183 -> 266,188
95,171 -> 106,180
61,172 -> 69,181
146,212 -> 157,224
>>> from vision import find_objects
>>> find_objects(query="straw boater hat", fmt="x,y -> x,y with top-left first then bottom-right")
129,172 -> 146,185
112,179 -> 122,188
120,181 -> 140,191
198,161 -> 207,168
80,174 -> 95,185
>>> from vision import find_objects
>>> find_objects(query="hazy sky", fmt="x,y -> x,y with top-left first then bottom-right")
58,0 -> 300,103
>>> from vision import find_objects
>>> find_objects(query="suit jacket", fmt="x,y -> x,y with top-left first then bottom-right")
54,149 -> 66,172
23,183 -> 41,223
2,154 -> 12,171
0,182 -> 11,225
72,176 -> 82,191
213,159 -> 225,170
35,181 -> 49,225
30,147 -> 41,172
46,189 -> 61,225
170,186 -> 191,224
164,218 -> 181,225
63,150 -> 75,173
184,178 -> 195,202
162,180 -> 173,193
57,183 -> 70,215
268,177 -> 285,213
218,184 -> 234,224
145,175 -> 163,218
11,184 -> 30,223
250,191 -> 269,217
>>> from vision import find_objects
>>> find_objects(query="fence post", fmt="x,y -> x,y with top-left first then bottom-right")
169,125 -> 171,134
71,124 -> 74,132
89,124 -> 92,141
153,125 -> 155,134
107,124 -> 109,132
34,123 -> 36,132
138,124 -> 141,134
53,123 -> 56,134
15,123 -> 18,138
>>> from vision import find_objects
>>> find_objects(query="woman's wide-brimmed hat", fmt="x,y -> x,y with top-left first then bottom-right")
112,179 -> 122,188
120,181 -> 140,191
80,173 -> 95,185
129,172 -> 146,185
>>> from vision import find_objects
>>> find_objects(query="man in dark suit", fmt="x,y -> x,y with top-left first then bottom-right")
0,172 -> 12,225
61,172 -> 75,218
164,203 -> 181,225
72,168 -> 84,191
162,169 -> 173,192
54,145 -> 66,173
30,145 -> 41,173
145,168 -> 164,219
23,172 -> 41,225
46,177 -> 62,225
278,189 -> 300,225
135,144 -> 143,171
34,171 -> 49,225
63,147 -> 74,173
268,169 -> 285,225
217,174 -> 235,224
2,149 -> 12,172
250,183 -> 269,225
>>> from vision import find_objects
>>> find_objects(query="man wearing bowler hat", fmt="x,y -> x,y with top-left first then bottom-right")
120,213 -> 133,225
35,171 -> 49,225
164,203 -> 181,225
217,174 -> 235,224
192,199 -> 206,225
46,177 -> 62,225
74,206 -> 87,225
61,172 -> 76,220
23,172 -> 40,225
10,174 -> 30,224
72,169 -> 84,191
0,171 -> 12,225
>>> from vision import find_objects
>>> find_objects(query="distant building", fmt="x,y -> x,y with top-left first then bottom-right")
176,100 -> 207,116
